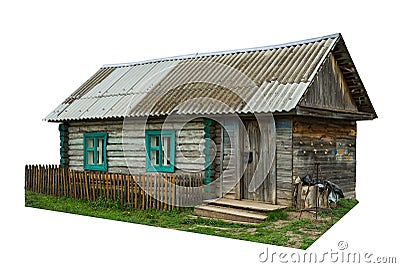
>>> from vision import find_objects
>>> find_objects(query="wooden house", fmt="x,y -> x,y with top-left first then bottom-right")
45,33 -> 376,207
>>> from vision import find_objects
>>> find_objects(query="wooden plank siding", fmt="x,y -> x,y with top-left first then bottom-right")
67,118 -> 205,175
300,53 -> 358,112
292,116 -> 356,198
211,122 -> 234,195
240,120 -> 277,204
212,119 -> 240,199
275,117 -> 294,206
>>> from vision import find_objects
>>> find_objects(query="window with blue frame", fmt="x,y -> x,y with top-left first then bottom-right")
145,130 -> 175,172
84,132 -> 107,171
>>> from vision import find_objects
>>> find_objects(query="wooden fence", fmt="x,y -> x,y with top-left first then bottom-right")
25,165 -> 204,210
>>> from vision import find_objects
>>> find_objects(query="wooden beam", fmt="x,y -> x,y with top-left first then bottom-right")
295,106 -> 376,120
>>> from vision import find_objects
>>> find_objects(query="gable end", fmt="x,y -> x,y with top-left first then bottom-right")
299,52 -> 357,112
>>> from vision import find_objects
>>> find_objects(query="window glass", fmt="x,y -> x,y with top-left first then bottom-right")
162,136 -> 170,166
151,150 -> 160,165
87,138 -> 94,148
97,138 -> 103,164
151,135 -> 159,147
88,151 -> 94,165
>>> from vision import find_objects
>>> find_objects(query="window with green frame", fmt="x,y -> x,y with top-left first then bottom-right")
145,130 -> 175,173
84,132 -> 107,171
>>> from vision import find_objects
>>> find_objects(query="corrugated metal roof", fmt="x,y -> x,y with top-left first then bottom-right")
45,33 -> 375,121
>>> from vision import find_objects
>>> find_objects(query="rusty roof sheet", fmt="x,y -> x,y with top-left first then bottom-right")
45,33 -> 375,121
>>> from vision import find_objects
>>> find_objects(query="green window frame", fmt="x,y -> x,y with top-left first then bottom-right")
145,130 -> 175,173
84,132 -> 107,171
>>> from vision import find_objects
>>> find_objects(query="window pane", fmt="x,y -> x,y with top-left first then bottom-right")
151,150 -> 160,165
87,138 -> 94,148
162,136 -> 170,166
151,135 -> 159,147
97,138 -> 103,164
88,150 -> 94,165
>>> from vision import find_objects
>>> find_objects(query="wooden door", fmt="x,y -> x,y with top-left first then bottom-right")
242,121 -> 273,203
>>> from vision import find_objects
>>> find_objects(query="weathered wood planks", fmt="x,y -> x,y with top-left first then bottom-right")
276,117 -> 293,206
25,165 -> 204,211
292,117 -> 356,198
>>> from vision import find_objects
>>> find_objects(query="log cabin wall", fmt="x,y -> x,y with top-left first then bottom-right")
66,118 -> 205,175
292,116 -> 357,198
68,119 -> 126,173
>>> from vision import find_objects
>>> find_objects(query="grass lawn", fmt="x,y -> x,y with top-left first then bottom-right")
25,190 -> 357,249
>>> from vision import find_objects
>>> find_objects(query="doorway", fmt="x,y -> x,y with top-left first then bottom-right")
241,120 -> 274,203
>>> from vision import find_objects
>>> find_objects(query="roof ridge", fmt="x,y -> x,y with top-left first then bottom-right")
102,33 -> 341,68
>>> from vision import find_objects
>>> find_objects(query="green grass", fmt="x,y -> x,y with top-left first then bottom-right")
25,191 -> 358,248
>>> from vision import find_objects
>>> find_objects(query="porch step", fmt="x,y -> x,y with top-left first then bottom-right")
194,205 -> 267,224
222,192 -> 236,200
212,198 -> 287,213
194,198 -> 287,224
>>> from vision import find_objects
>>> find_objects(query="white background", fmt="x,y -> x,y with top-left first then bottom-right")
1,0 -> 399,267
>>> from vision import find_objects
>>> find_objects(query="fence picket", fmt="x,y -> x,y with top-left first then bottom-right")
126,175 -> 130,205
149,175 -> 153,209
122,174 -> 126,206
134,175 -> 138,208
39,165 -> 42,194
141,175 -> 145,210
163,174 -> 167,210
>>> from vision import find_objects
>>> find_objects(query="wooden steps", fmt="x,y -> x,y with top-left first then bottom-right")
194,198 -> 287,224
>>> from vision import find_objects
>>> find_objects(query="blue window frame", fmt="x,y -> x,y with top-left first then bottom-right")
145,130 -> 175,173
84,132 -> 107,171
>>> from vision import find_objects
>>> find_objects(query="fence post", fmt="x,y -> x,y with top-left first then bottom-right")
129,175 -> 134,210
171,174 -> 174,210
24,165 -> 28,191
148,174 -> 152,209
122,174 -> 126,207
141,175 -> 145,210
167,174 -> 171,210
133,175 -> 138,209
35,165 -> 39,193
37,165 -> 41,193
160,174 -> 164,211
164,174 -> 168,211
46,165 -> 50,195
84,171 -> 89,200
41,165 -> 45,194
91,171 -> 95,200
94,172 -> 98,201
61,167 -> 65,197
55,166 -> 59,197
146,174 -> 150,209
111,173 -> 115,201
126,174 -> 130,205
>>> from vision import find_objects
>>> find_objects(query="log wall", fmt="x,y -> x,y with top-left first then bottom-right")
66,118 -> 205,175
292,116 -> 356,198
